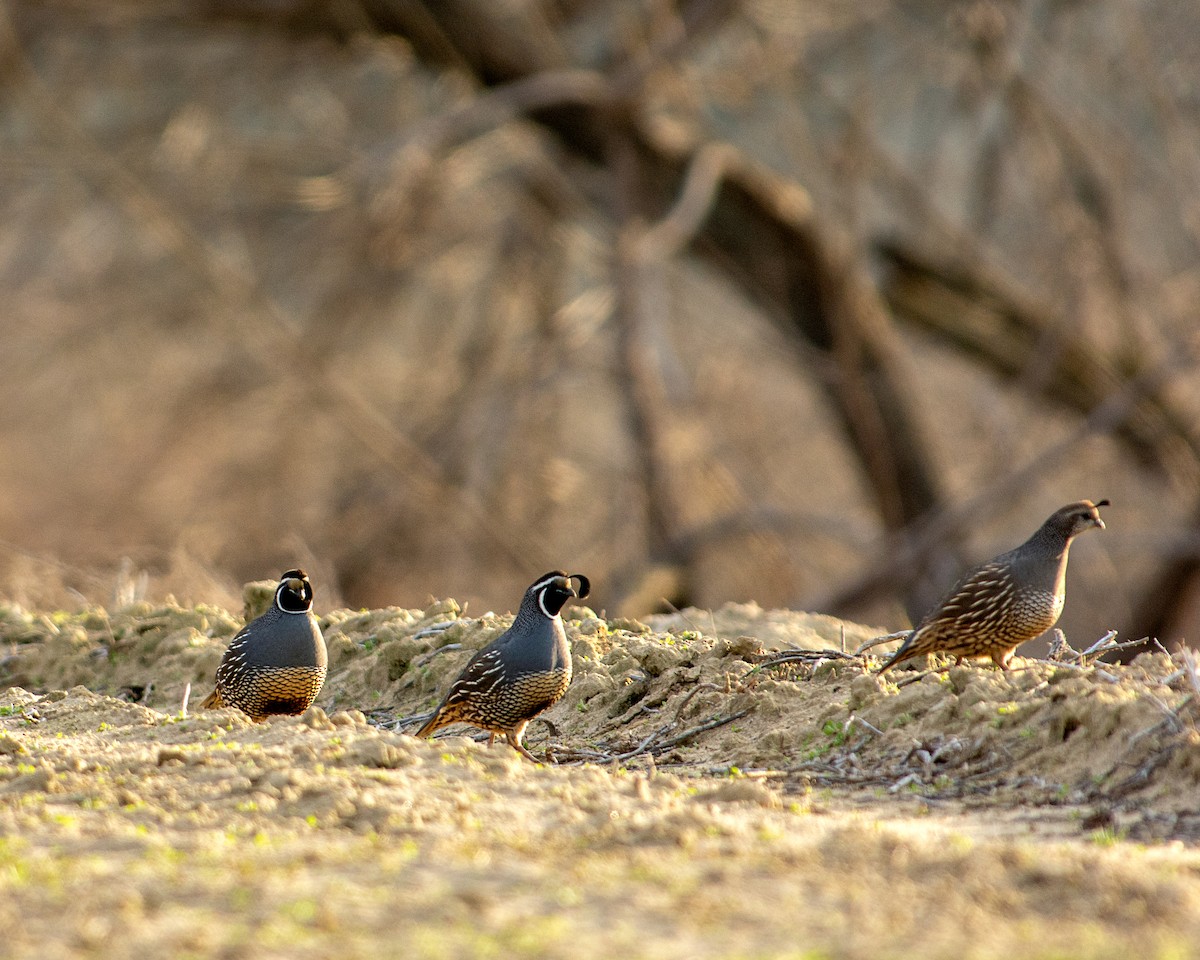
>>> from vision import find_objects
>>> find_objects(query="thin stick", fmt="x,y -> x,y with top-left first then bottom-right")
366,711 -> 438,732
1182,648 -> 1200,694
757,649 -> 860,668
855,631 -> 909,655
657,597 -> 701,634
672,683 -> 722,723
1036,636 -> 1149,669
1080,630 -> 1120,657
846,714 -> 884,737
180,682 -> 191,719
414,621 -> 461,640
650,707 -> 754,754
1076,635 -> 1148,664
608,707 -> 755,764
616,722 -> 676,762
411,643 -> 463,668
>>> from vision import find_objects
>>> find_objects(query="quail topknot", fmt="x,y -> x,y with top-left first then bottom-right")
878,499 -> 1109,673
201,569 -> 328,720
413,571 -> 590,762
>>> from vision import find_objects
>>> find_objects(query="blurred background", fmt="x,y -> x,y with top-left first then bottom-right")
0,0 -> 1198,649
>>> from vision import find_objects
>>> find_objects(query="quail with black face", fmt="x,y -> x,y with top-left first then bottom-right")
879,500 -> 1108,672
202,569 -> 328,720
414,571 -> 590,761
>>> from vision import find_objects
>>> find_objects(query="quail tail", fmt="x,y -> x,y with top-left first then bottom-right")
877,634 -> 920,674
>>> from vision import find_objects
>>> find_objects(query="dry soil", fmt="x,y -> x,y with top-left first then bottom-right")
2,588 -> 1200,958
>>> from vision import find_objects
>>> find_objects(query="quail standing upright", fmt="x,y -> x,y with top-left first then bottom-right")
414,571 -> 590,762
201,569 -> 328,720
879,500 -> 1108,673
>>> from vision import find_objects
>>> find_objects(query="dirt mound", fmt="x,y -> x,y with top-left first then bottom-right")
3,588 -> 1199,838
0,686 -> 1198,959
3,591 -> 1200,957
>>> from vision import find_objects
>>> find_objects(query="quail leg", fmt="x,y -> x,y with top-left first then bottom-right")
507,721 -> 541,763
510,740 -> 540,762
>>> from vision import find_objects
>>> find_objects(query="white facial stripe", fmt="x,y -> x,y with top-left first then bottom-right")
536,586 -> 560,620
275,581 -> 310,615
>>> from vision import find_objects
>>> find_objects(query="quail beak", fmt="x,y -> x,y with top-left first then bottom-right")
286,578 -> 305,592
556,577 -> 577,597
1093,516 -> 1105,530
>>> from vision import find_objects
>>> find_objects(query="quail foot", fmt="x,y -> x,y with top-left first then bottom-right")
414,571 -> 590,762
879,500 -> 1108,673
202,569 -> 328,720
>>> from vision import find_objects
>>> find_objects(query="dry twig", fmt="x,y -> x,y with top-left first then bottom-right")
854,631 -> 909,656
410,643 -> 464,669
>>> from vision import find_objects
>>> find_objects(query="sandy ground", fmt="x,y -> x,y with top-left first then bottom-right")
2,590 -> 1200,959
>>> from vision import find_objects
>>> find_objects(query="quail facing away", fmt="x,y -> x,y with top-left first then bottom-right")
879,499 -> 1109,673
414,571 -> 590,762
201,569 -> 328,720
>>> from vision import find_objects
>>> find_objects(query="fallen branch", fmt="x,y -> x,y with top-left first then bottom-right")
671,683 -> 723,723
757,648 -> 862,668
651,707 -> 755,754
368,711 -> 436,733
411,643 -> 464,668
615,722 -> 676,762
1078,630 -> 1120,660
854,631 -> 909,656
557,705 -> 756,767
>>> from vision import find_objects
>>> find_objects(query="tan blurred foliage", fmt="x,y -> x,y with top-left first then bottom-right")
0,0 -> 1198,649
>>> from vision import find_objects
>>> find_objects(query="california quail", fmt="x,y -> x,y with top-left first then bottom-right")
201,569 -> 328,720
414,571 -> 590,762
879,500 -> 1108,673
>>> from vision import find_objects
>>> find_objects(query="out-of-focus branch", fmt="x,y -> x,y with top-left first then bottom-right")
1125,506 -> 1200,655
608,131 -> 797,614
631,118 -> 952,562
816,330 -> 1200,617
369,0 -> 957,617
877,240 -> 1200,485
632,142 -> 738,261
0,2 -> 553,575
405,69 -> 615,153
